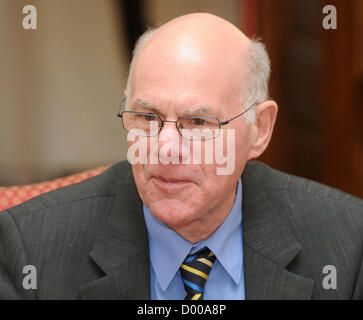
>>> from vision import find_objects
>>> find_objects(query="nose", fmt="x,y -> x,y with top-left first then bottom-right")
153,121 -> 189,165
159,121 -> 179,138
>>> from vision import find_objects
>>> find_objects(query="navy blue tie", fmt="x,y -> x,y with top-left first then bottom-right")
180,248 -> 216,300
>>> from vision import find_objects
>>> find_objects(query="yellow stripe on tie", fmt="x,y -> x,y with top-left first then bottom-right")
197,258 -> 213,268
191,293 -> 202,300
208,251 -> 214,257
181,264 -> 208,279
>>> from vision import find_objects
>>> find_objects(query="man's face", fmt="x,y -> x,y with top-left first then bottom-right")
127,31 -> 254,235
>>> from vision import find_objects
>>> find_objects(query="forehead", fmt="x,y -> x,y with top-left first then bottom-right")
130,62 -> 244,118
130,32 -> 248,114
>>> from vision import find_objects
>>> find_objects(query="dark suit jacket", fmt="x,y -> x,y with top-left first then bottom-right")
0,161 -> 362,300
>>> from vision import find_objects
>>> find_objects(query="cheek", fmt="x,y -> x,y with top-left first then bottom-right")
131,164 -> 148,202
235,125 -> 253,158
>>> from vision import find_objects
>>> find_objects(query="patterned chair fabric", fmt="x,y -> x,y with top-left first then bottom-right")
0,165 -> 109,212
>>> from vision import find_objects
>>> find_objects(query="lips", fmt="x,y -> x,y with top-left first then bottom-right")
151,175 -> 194,193
154,175 -> 192,183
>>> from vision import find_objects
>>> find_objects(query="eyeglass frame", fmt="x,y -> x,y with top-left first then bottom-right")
116,97 -> 258,139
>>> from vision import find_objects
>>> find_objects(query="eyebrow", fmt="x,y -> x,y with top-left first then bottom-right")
181,105 -> 214,117
132,99 -> 163,114
131,98 -> 217,118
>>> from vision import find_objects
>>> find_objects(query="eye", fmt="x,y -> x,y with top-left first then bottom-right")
192,118 -> 207,126
143,114 -> 156,121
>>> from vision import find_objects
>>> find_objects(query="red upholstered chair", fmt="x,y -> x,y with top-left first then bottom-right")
0,165 -> 110,212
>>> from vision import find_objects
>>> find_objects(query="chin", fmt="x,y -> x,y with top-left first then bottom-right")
148,199 -> 199,228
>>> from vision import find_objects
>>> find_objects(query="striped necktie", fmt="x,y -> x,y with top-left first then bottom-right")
180,247 -> 216,300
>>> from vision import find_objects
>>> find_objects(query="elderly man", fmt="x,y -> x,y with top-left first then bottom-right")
0,13 -> 362,300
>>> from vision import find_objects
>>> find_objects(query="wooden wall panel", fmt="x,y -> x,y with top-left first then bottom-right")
252,0 -> 362,197
320,0 -> 363,197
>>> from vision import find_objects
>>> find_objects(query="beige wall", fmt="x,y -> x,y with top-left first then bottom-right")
0,0 -> 241,185
0,0 -> 129,185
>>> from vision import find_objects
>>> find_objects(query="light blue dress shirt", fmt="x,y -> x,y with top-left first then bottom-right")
143,178 -> 245,300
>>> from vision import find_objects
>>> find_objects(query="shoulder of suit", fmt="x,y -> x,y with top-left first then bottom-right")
246,160 -> 363,220
247,160 -> 362,203
1,160 -> 133,220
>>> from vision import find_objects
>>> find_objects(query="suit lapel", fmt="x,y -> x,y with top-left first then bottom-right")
79,253 -> 150,300
242,162 -> 314,299
79,168 -> 150,300
243,245 -> 313,300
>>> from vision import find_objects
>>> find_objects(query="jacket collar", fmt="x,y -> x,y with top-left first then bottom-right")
241,162 -> 314,299
79,166 -> 150,299
80,161 -> 313,300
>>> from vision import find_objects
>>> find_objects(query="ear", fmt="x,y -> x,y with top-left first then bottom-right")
247,100 -> 278,160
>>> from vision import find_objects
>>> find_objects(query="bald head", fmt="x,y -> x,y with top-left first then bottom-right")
141,13 -> 251,62
126,13 -> 271,122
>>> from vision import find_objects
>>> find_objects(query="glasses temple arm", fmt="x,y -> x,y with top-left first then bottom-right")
219,101 -> 257,126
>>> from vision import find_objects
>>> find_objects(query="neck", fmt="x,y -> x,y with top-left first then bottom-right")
171,190 -> 236,243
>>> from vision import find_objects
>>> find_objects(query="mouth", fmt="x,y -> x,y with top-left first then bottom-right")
151,175 -> 194,193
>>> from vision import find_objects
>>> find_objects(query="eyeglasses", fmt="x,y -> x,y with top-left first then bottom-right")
117,97 -> 257,141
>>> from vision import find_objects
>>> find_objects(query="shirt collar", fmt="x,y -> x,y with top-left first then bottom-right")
143,178 -> 243,291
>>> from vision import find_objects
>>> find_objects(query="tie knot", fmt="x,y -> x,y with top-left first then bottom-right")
180,247 -> 216,300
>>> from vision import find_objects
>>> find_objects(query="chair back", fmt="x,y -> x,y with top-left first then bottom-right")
0,165 -> 109,211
